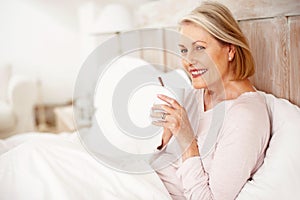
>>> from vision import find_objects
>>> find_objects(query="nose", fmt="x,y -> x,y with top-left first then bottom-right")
181,50 -> 197,69
186,51 -> 198,66
182,58 -> 194,70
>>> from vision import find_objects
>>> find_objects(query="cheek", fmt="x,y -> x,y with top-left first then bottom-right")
181,59 -> 190,71
216,56 -> 229,73
208,49 -> 228,72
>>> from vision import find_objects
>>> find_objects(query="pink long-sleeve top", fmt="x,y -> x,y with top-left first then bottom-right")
155,89 -> 270,200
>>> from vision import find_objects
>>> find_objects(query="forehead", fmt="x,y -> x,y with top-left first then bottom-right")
179,23 -> 213,45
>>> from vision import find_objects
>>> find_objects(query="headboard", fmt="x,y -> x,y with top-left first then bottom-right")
234,0 -> 300,107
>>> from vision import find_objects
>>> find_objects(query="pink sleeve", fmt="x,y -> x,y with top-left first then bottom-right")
176,104 -> 270,200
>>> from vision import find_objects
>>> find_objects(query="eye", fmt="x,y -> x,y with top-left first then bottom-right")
180,48 -> 188,54
195,45 -> 205,51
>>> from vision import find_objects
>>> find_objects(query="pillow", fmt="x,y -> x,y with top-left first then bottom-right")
0,64 -> 12,102
237,92 -> 300,200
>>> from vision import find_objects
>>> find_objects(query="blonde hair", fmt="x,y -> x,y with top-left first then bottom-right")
180,1 -> 255,80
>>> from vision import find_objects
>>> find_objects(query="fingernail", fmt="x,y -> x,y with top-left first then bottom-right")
157,145 -> 162,150
156,139 -> 163,150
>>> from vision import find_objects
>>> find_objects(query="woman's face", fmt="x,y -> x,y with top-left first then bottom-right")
179,23 -> 233,89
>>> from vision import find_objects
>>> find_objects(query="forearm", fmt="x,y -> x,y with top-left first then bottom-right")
176,157 -> 214,200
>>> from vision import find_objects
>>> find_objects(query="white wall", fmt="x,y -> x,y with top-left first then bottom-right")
0,0 -> 82,104
0,0 -> 154,104
0,0 -> 183,104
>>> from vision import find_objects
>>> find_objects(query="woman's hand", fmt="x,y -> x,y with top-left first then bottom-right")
151,94 -> 199,159
156,128 -> 173,150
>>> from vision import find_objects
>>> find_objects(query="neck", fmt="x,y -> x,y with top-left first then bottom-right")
203,80 -> 225,111
203,78 -> 255,111
205,78 -> 226,101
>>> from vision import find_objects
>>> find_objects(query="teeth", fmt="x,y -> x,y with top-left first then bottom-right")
191,69 -> 208,75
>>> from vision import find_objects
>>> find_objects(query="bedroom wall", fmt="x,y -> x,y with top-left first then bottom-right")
0,0 -> 82,104
0,0 -> 151,105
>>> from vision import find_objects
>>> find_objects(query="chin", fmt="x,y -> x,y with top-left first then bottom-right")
192,80 -> 207,89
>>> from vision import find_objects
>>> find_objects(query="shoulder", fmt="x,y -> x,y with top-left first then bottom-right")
227,92 -> 269,118
223,92 -> 270,135
216,92 -> 271,151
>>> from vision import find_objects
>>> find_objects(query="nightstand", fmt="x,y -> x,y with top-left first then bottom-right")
54,105 -> 76,132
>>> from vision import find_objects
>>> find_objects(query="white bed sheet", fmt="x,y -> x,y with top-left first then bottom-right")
0,132 -> 171,200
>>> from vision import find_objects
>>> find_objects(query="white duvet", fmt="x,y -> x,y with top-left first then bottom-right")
1,91 -> 300,200
0,132 -> 172,200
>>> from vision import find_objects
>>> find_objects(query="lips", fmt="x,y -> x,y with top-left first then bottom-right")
189,68 -> 208,78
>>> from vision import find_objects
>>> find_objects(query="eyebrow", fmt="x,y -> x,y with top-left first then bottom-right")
178,40 -> 207,47
192,40 -> 207,45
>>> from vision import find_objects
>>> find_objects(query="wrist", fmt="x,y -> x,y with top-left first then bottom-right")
182,140 -> 200,162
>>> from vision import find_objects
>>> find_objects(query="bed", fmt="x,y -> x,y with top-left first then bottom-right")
1,1 -> 300,199
0,55 -> 299,200
0,132 -> 172,199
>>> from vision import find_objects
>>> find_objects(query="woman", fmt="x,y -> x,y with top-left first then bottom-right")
152,2 -> 270,199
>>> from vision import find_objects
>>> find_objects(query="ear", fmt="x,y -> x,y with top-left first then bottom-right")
228,44 -> 236,61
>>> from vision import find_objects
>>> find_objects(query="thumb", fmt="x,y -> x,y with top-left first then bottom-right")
157,128 -> 173,150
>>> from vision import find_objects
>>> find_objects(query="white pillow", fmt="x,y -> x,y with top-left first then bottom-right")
237,92 -> 300,200
0,64 -> 11,102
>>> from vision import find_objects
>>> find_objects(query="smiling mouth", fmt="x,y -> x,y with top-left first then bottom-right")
189,69 -> 208,78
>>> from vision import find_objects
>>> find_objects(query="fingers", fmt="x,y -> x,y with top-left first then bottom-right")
151,104 -> 173,121
151,104 -> 175,114
151,120 -> 165,127
157,128 -> 173,150
152,120 -> 177,130
157,94 -> 181,109
151,95 -> 184,134
150,110 -> 166,119
162,128 -> 173,146
151,109 -> 178,123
